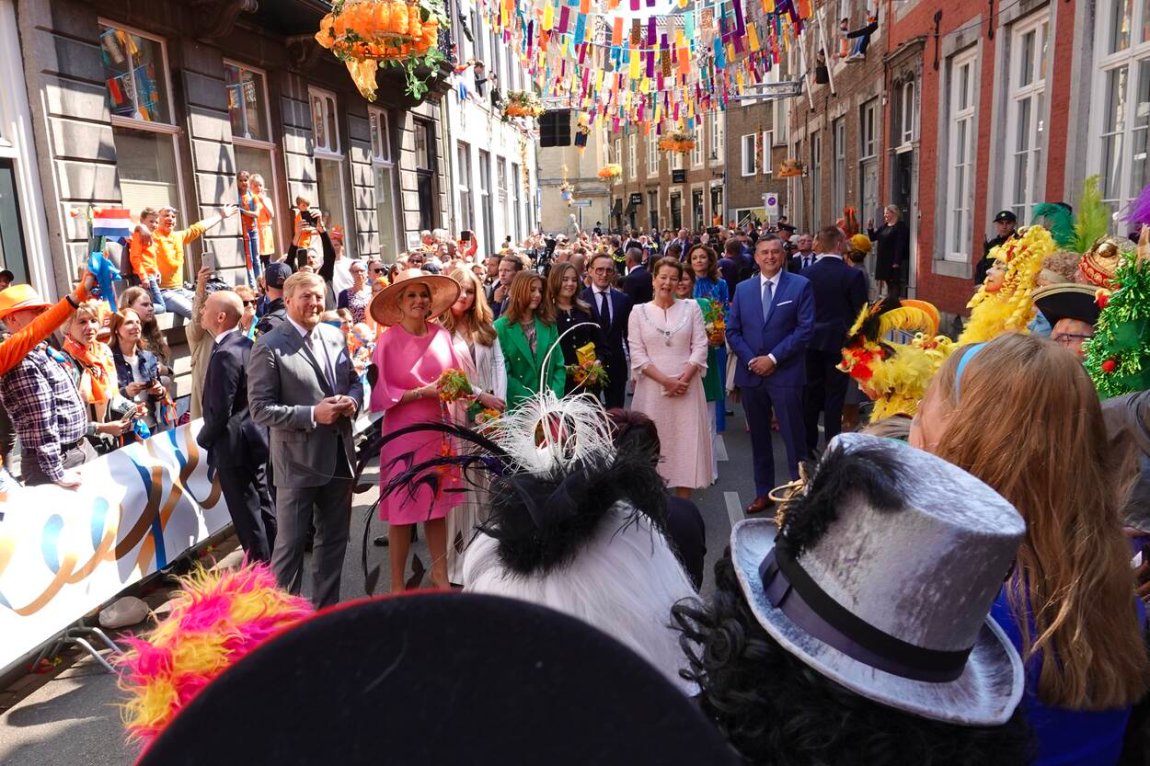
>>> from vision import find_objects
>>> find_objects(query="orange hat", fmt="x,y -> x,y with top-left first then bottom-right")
0,284 -> 51,319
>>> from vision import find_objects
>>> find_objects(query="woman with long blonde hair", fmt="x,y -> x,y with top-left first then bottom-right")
441,266 -> 507,584
911,332 -> 1150,765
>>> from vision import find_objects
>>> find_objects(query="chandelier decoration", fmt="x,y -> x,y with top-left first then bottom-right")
315,0 -> 447,100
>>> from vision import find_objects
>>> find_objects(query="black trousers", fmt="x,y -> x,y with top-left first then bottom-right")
804,348 -> 849,455
217,463 -> 277,563
601,352 -> 628,409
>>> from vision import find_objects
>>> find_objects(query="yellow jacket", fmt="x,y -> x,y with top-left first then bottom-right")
149,222 -> 207,289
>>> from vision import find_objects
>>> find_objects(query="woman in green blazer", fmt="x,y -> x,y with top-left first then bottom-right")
493,270 -> 566,411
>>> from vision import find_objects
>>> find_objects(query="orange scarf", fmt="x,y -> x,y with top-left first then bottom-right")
62,336 -> 116,405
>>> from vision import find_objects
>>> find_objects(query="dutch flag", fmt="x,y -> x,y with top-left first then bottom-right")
91,207 -> 134,240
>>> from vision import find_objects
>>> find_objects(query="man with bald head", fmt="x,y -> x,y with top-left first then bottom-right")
196,289 -> 275,562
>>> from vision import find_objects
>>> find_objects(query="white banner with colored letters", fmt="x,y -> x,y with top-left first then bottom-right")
0,421 -> 229,673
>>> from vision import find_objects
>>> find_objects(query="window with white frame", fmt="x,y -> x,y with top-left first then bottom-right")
762,131 -> 773,174
945,48 -> 979,261
691,124 -> 703,167
511,161 -> 523,242
833,117 -> 846,215
1004,12 -> 1049,222
369,108 -> 400,261
226,61 -> 278,253
894,80 -> 917,148
478,149 -> 494,255
709,113 -> 724,161
1092,0 -> 1150,214
309,87 -> 340,154
457,142 -> 474,234
498,156 -> 510,240
860,98 -> 879,226
672,148 -> 684,171
647,132 -> 658,176
614,138 -> 622,165
811,132 -> 822,224
741,134 -> 757,176
309,85 -> 350,255
628,133 -> 637,179
99,21 -> 183,229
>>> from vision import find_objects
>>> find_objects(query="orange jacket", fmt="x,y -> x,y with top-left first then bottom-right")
0,283 -> 89,377
129,229 -> 158,279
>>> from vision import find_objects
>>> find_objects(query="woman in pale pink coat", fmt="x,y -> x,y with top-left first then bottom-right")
628,257 -> 713,497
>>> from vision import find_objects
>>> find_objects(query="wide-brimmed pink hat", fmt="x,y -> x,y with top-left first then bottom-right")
369,268 -> 460,326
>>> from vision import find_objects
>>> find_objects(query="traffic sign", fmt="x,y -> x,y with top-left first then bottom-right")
571,199 -> 593,207
764,193 -> 780,217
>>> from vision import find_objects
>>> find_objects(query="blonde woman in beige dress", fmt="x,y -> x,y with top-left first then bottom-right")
441,267 -> 507,584
627,257 -> 713,497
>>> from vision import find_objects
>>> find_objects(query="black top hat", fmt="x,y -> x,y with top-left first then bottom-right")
139,593 -> 740,765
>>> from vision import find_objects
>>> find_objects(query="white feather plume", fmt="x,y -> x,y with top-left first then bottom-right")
483,327 -> 617,474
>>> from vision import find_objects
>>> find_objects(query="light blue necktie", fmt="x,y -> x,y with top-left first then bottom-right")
762,279 -> 773,323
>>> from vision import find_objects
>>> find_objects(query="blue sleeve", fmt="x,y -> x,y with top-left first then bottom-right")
726,286 -> 754,365
767,281 -> 815,365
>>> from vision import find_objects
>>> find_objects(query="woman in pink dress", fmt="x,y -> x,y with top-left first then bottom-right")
628,257 -> 713,497
370,268 -> 463,591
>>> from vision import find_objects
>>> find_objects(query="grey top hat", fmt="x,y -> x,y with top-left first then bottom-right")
731,432 -> 1026,726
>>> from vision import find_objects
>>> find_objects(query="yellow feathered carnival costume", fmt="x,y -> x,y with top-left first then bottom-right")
839,299 -> 955,420
957,225 -> 1053,344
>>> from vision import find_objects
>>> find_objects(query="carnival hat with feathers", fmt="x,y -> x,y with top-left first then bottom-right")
371,324 -> 670,583
732,433 -> 1025,726
132,591 -> 740,765
839,298 -> 954,420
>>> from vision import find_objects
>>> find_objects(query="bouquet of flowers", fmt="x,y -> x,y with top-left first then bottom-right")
702,302 -> 726,347
436,368 -> 473,403
566,359 -> 609,389
467,401 -> 502,427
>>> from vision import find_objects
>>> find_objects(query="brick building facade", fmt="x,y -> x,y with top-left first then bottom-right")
724,95 -> 790,228
781,0 -> 1144,319
611,113 -> 726,234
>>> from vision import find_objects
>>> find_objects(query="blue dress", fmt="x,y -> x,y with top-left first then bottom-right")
990,587 -> 1143,765
693,277 -> 730,432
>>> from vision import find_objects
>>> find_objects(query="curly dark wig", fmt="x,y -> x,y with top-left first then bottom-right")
671,553 -> 1034,766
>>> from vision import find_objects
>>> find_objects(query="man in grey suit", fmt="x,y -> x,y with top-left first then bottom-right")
248,271 -> 363,607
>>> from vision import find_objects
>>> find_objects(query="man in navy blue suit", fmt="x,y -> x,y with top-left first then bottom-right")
802,226 -> 869,455
583,252 -> 633,409
727,236 -> 815,514
621,247 -> 652,305
196,290 -> 276,562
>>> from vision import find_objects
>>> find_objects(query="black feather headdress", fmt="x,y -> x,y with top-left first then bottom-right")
376,391 -> 669,578
779,440 -> 909,556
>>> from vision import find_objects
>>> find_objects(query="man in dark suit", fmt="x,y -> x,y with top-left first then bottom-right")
787,232 -> 816,273
488,255 -> 522,319
583,252 -> 633,409
801,226 -> 868,456
248,272 -> 363,607
197,290 -> 276,562
621,247 -> 652,305
727,236 -> 815,514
